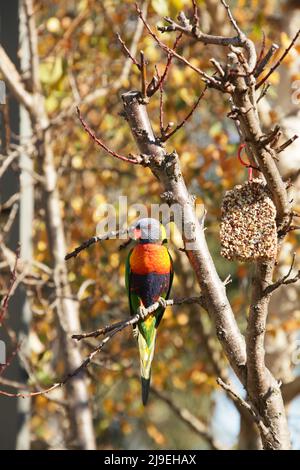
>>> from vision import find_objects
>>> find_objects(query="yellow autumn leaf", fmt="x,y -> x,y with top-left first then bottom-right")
46,17 -> 61,34
190,370 -> 208,385
151,0 -> 169,17
147,424 -> 166,445
40,57 -> 64,86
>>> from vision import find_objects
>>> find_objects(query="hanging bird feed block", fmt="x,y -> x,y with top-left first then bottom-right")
220,179 -> 277,262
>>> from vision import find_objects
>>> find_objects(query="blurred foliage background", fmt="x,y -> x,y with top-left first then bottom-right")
0,0 -> 300,450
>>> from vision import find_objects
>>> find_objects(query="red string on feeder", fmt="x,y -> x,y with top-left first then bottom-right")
238,143 -> 253,181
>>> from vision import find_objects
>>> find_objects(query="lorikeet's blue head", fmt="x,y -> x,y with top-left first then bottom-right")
133,218 -> 166,244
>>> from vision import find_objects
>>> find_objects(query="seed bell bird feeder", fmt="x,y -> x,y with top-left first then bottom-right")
220,144 -> 277,262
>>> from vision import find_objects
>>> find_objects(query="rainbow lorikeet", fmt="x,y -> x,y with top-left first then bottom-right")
125,218 -> 173,405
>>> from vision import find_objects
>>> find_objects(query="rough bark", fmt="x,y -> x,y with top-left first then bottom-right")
246,261 -> 291,449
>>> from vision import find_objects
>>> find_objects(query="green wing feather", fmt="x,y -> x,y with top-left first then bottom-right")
125,248 -> 140,316
155,248 -> 173,328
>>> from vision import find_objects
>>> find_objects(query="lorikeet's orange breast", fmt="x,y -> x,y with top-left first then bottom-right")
130,243 -> 171,275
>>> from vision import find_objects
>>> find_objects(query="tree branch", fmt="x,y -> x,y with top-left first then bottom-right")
151,386 -> 224,450
0,295 -> 203,399
23,0 -> 41,93
217,378 -> 270,440
0,46 -> 34,112
246,260 -> 291,449
65,227 -> 133,260
72,295 -> 204,341
161,85 -> 207,142
121,89 -> 247,383
264,254 -> 300,294
135,4 -> 223,88
76,107 -> 142,164
256,29 -> 300,88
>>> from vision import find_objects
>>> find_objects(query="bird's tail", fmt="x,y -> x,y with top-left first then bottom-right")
138,322 -> 157,406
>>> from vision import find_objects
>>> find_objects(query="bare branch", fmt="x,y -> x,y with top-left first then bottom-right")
152,386 -> 223,450
65,227 -> 133,260
256,29 -> 300,88
162,85 -> 207,141
254,43 -> 279,78
72,295 -> 204,341
0,295 -> 204,399
140,50 -> 147,98
0,46 -> 34,112
116,33 -> 141,70
147,33 -> 182,97
255,30 -> 266,70
135,4 -> 222,88
191,0 -> 199,27
245,259 -> 291,449
210,58 -> 225,77
265,254 -> 300,294
220,0 -> 243,38
0,248 -> 20,325
23,0 -> 41,93
156,68 -> 165,135
156,1 -> 256,69
257,82 -> 271,103
226,52 -> 290,228
217,378 -> 270,439
1,202 -> 19,237
276,135 -> 298,154
76,107 -> 142,164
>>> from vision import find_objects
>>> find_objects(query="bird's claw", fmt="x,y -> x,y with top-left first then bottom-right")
138,305 -> 148,320
158,297 -> 167,308
132,326 -> 139,338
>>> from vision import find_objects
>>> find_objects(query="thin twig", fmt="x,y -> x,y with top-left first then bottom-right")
254,43 -> 279,78
285,225 -> 300,233
276,135 -> 298,154
264,253 -> 300,294
257,82 -> 271,103
135,4 -> 221,88
1,203 -> 19,237
217,377 -> 270,438
147,33 -> 182,97
0,248 -> 20,324
162,85 -> 207,141
116,33 -> 141,70
0,152 -> 19,179
140,50 -> 147,98
255,30 -> 266,70
151,386 -> 224,450
191,0 -> 199,26
76,107 -> 141,164
72,295 -> 204,341
65,226 -> 133,260
23,0 -> 41,93
256,29 -> 300,88
0,295 -> 204,398
210,58 -> 225,77
220,0 -> 244,39
155,66 -> 165,135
